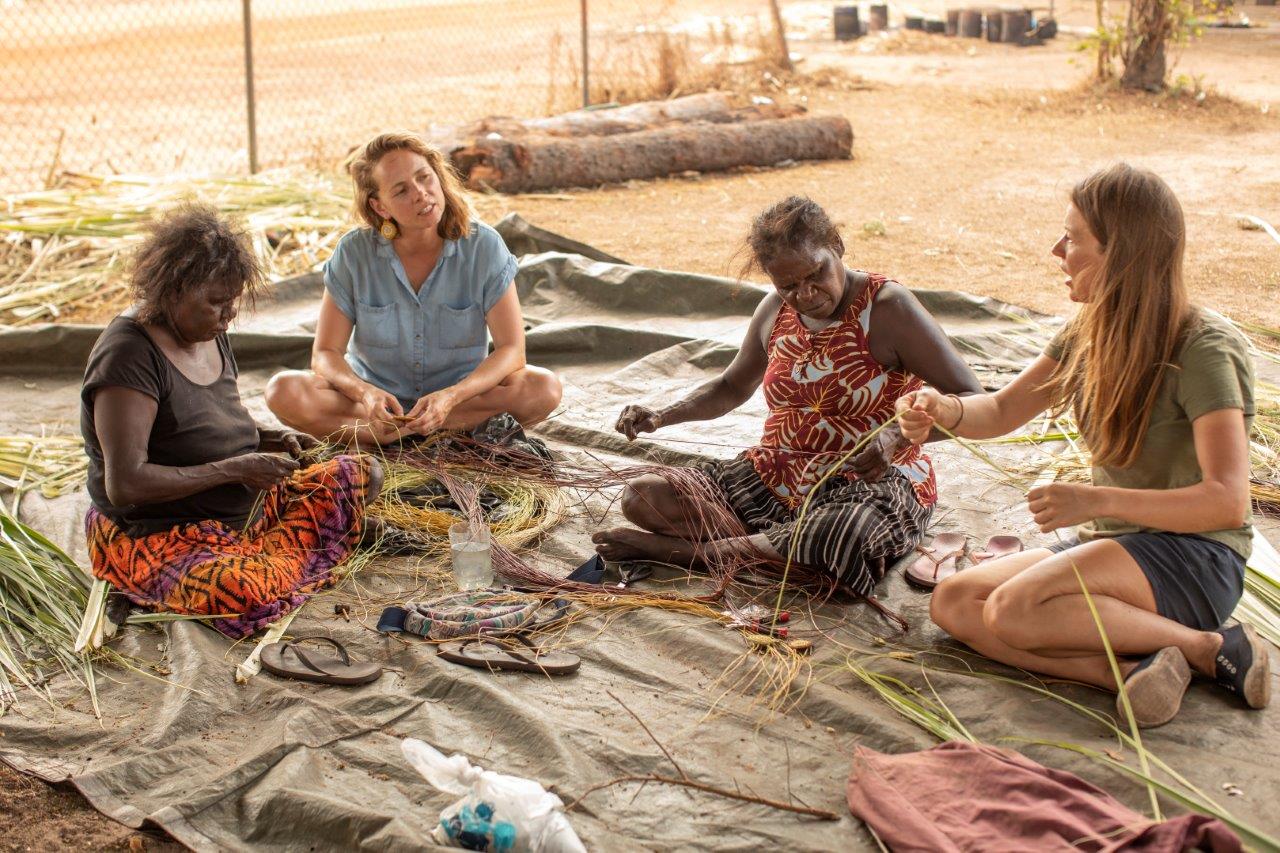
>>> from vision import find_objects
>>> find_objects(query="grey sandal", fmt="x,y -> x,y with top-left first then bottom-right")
437,633 -> 580,676
260,636 -> 383,686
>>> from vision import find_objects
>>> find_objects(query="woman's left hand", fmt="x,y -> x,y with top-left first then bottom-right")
259,428 -> 320,459
406,388 -> 459,434
851,425 -> 904,482
1026,482 -> 1103,532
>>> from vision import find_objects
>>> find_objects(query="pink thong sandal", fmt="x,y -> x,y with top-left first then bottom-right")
905,532 -> 967,590
971,535 -> 1024,566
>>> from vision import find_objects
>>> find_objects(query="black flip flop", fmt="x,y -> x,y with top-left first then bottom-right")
437,633 -> 580,676
518,597 -> 573,634
260,636 -> 383,686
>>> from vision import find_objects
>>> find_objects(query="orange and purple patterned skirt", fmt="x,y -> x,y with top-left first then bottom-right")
85,455 -> 372,639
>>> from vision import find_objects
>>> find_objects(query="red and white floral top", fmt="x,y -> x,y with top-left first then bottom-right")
743,272 -> 938,509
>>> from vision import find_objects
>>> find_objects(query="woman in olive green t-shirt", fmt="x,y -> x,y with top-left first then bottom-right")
895,164 -> 1270,728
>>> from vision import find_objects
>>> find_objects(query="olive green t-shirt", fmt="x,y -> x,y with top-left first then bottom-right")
1044,309 -> 1255,559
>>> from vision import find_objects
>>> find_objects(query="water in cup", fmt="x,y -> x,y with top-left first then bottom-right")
452,541 -> 493,590
449,521 -> 494,590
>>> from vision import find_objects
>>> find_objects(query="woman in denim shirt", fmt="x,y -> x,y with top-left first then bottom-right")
266,132 -> 562,445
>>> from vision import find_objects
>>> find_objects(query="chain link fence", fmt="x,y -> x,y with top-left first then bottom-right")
1,0 -> 784,193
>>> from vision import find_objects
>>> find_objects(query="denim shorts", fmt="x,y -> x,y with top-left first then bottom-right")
1049,532 -> 1245,631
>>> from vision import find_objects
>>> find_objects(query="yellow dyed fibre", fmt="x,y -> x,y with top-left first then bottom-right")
368,462 -> 568,551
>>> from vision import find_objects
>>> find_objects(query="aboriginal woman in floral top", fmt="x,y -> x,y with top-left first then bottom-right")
594,196 -> 981,594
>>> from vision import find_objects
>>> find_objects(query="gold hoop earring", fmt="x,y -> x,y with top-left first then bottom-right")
379,219 -> 398,240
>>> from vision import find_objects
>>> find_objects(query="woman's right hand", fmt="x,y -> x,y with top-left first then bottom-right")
359,384 -> 404,427
615,405 -> 663,441
895,388 -> 950,444
225,453 -> 300,490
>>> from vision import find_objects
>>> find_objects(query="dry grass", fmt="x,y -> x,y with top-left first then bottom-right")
545,13 -> 791,114
0,434 -> 87,508
367,460 -> 569,556
0,170 -> 350,325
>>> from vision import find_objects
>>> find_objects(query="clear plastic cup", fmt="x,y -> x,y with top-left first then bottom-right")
448,521 -> 493,591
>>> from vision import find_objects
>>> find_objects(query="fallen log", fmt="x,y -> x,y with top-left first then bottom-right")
525,92 -> 735,136
450,115 -> 854,193
428,92 -> 802,148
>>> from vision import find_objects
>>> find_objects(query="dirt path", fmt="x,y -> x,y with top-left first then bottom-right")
0,768 -> 179,852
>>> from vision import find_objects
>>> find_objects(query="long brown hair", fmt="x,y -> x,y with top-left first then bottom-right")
1043,163 -> 1192,468
345,131 -> 472,241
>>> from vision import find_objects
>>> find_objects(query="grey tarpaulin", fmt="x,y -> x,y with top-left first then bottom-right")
0,214 -> 1276,851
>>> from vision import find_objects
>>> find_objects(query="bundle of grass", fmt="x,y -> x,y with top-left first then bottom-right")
368,460 -> 568,555
0,170 -> 351,326
0,434 -> 88,509
0,506 -> 100,716
1240,533 -> 1280,649
1238,567 -> 1280,649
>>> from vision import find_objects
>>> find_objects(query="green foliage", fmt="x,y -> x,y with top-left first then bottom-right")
1166,73 -> 1209,101
1080,0 -> 1216,89
0,507 -> 99,716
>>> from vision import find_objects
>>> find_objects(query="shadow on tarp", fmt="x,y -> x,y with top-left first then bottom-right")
0,214 -> 1275,851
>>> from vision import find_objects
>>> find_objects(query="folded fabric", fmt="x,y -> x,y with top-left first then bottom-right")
846,741 -> 1242,852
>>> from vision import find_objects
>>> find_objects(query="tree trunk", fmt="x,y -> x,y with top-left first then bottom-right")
767,0 -> 794,72
449,116 -> 853,193
426,93 -> 804,152
1120,0 -> 1171,90
525,93 -> 736,136
1094,0 -> 1113,81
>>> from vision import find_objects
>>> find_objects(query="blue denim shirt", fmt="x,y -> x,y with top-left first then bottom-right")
323,222 -> 516,410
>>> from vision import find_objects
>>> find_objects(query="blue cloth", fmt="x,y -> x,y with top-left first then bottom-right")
323,222 -> 517,410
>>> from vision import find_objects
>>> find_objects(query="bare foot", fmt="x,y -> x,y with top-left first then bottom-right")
366,457 -> 385,504
591,527 -> 696,565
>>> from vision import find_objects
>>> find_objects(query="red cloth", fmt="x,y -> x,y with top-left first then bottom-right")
846,741 -> 1242,852
743,272 -> 937,509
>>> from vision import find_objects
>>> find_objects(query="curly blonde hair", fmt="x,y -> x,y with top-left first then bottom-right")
346,131 -> 472,241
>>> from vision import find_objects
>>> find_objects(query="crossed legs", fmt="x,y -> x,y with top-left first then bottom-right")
592,474 -> 780,566
264,367 -> 562,446
930,540 -> 1223,690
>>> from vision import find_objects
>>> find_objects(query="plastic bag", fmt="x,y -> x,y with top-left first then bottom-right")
402,738 -> 587,853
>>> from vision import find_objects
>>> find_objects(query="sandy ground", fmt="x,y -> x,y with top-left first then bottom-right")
466,4 -> 1280,327
0,770 -> 180,852
2,2 -> 1279,848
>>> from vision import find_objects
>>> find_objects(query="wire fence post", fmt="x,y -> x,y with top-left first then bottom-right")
241,0 -> 259,173
1,1 -> 753,190
580,0 -> 589,108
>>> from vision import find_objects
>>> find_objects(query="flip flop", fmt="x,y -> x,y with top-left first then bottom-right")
905,532 -> 967,590
260,636 -> 383,686
970,535 -> 1024,566
520,597 -> 573,633
437,633 -> 581,676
